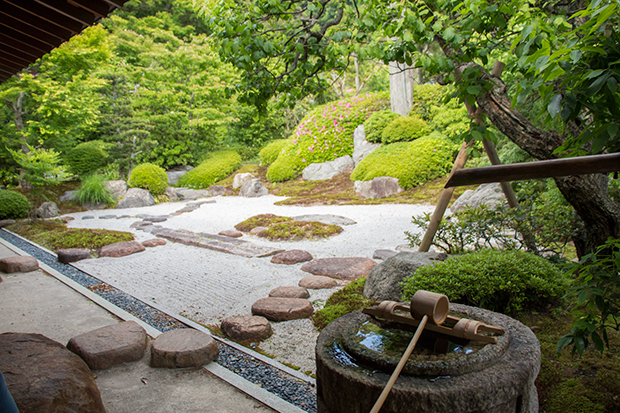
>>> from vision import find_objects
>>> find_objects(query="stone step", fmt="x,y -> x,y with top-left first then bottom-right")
152,228 -> 284,258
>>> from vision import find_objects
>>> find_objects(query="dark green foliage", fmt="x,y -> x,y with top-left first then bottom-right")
381,116 -> 430,144
0,190 -> 30,219
128,162 -> 168,195
351,133 -> 456,189
363,110 -> 401,143
258,139 -> 288,165
76,175 -> 114,205
64,141 -> 109,177
176,151 -> 241,189
313,278 -> 373,330
401,249 -> 568,315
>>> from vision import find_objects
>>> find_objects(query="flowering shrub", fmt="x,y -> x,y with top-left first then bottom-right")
363,110 -> 401,143
350,133 -> 456,189
177,150 -> 241,189
266,93 -> 389,182
381,115 -> 430,144
258,139 -> 288,165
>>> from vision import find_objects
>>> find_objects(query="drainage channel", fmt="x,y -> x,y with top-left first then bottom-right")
0,229 -> 317,413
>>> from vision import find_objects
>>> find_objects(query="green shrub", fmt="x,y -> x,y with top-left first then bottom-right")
0,190 -> 29,219
351,133 -> 456,189
410,84 -> 448,120
266,93 -> 389,182
401,249 -> 569,314
313,278 -> 373,330
428,100 -> 470,141
128,163 -> 168,195
259,139 -> 288,165
76,175 -> 114,205
381,116 -> 429,144
177,150 -> 242,189
363,110 -> 401,143
64,141 -> 109,176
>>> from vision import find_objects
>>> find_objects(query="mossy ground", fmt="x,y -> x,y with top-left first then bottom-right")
234,213 -> 342,241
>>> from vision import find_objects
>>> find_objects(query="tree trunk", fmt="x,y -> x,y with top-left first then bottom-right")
476,69 -> 620,256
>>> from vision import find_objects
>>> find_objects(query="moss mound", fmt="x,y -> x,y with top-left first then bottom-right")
177,150 -> 242,189
235,214 -> 343,241
363,110 -> 401,143
0,190 -> 30,219
381,115 -> 429,144
313,278 -> 373,330
350,133 -> 456,189
128,163 -> 168,195
258,139 -> 288,165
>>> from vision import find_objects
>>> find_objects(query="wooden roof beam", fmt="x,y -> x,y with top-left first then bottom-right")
68,0 -> 110,18
0,44 -> 37,66
6,0 -> 84,34
0,26 -> 52,53
0,15 -> 64,47
1,2 -> 73,41
34,0 -> 96,26
0,33 -> 47,58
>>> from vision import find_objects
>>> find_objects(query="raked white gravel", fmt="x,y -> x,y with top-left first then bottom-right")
65,195 -> 434,374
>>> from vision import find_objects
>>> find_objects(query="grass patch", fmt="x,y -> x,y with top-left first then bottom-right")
235,214 -> 342,241
7,220 -> 134,252
234,214 -> 293,232
312,278 -> 373,330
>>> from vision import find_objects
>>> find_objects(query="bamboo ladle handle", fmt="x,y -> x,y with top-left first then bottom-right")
369,291 -> 449,413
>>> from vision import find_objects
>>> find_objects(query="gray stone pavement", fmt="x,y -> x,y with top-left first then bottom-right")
0,242 -> 277,413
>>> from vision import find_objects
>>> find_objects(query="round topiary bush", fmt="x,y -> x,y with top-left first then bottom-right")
381,115 -> 430,144
177,150 -> 242,189
128,163 -> 168,195
363,110 -> 401,143
259,139 -> 288,165
351,133 -> 456,189
0,190 -> 30,219
64,141 -> 109,177
401,249 -> 569,314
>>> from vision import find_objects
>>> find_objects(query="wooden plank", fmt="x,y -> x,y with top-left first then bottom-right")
445,152 -> 620,188
0,44 -> 37,66
68,0 -> 110,18
0,13 -> 64,47
0,2 -> 73,41
0,26 -> 51,53
0,32 -> 47,58
7,0 -> 84,34
35,0 -> 96,26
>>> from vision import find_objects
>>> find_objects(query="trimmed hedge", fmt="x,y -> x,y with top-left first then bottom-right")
350,133 -> 456,189
258,139 -> 288,165
0,190 -> 29,219
64,141 -> 109,177
381,116 -> 429,144
128,163 -> 168,195
363,110 -> 401,143
266,93 -> 389,182
177,150 -> 242,189
401,249 -> 569,314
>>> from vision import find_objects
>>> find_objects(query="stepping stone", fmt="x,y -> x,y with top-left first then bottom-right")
299,275 -> 338,289
252,297 -> 314,322
57,248 -> 91,264
150,329 -> 218,368
143,216 -> 169,223
0,256 -> 38,273
0,219 -> 16,228
208,185 -> 227,196
221,315 -> 272,342
98,215 -> 116,219
292,214 -> 357,226
269,286 -> 310,299
187,200 -> 215,206
300,257 -> 377,281
0,332 -> 105,413
116,215 -> 131,219
82,215 -> 95,220
130,221 -> 153,229
219,229 -> 243,238
373,249 -> 399,260
142,238 -> 167,248
99,241 -> 145,258
250,226 -> 269,235
271,249 -> 313,265
66,321 -> 147,370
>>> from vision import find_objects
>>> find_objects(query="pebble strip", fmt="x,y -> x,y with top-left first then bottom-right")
0,228 -> 317,412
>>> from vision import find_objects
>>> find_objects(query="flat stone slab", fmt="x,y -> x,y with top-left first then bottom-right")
0,256 -> 39,273
150,329 -> 218,368
299,275 -> 338,289
174,188 -> 210,200
373,249 -> 399,260
66,321 -> 147,370
292,214 -> 357,226
82,215 -> 94,220
271,249 -> 313,265
269,286 -> 310,299
142,238 -> 167,248
57,248 -> 91,264
219,229 -> 243,238
300,257 -> 377,281
142,216 -> 169,223
0,219 -> 16,227
99,215 -> 117,219
251,297 -> 314,321
99,241 -> 145,258
155,228 -> 283,258
0,332 -> 105,413
221,315 -> 272,342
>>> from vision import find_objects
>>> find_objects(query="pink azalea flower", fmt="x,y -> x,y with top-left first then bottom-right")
302,158 -> 306,162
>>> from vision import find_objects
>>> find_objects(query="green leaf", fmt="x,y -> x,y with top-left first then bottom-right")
570,49 -> 583,63
443,27 -> 456,41
578,289 -> 590,303
607,77 -> 618,93
467,85 -> 482,95
547,94 -> 562,118
592,331 -> 605,353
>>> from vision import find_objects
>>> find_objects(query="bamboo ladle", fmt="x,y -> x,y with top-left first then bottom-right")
369,290 -> 450,413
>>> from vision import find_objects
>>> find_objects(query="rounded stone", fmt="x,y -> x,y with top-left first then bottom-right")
250,226 -> 269,235
300,257 -> 377,281
150,329 -> 219,368
251,297 -> 314,321
0,256 -> 39,273
219,229 -> 243,238
57,248 -> 91,264
299,275 -> 338,289
141,238 -> 167,248
221,315 -> 272,342
269,286 -> 310,299
99,241 -> 145,258
271,249 -> 313,265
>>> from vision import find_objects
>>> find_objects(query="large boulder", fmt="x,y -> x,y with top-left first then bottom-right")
352,125 -> 380,166
165,187 -> 179,202
116,188 -> 155,209
232,172 -> 256,189
173,188 -> 210,200
301,257 -> 377,281
59,190 -> 79,202
240,179 -> 268,197
354,177 -> 403,199
166,167 -> 192,186
302,155 -> 355,181
450,182 -> 507,213
0,332 -> 106,413
363,251 -> 448,301
103,180 -> 127,201
36,201 -> 59,219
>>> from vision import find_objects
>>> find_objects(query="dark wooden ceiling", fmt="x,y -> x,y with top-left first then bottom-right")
0,0 -> 130,83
